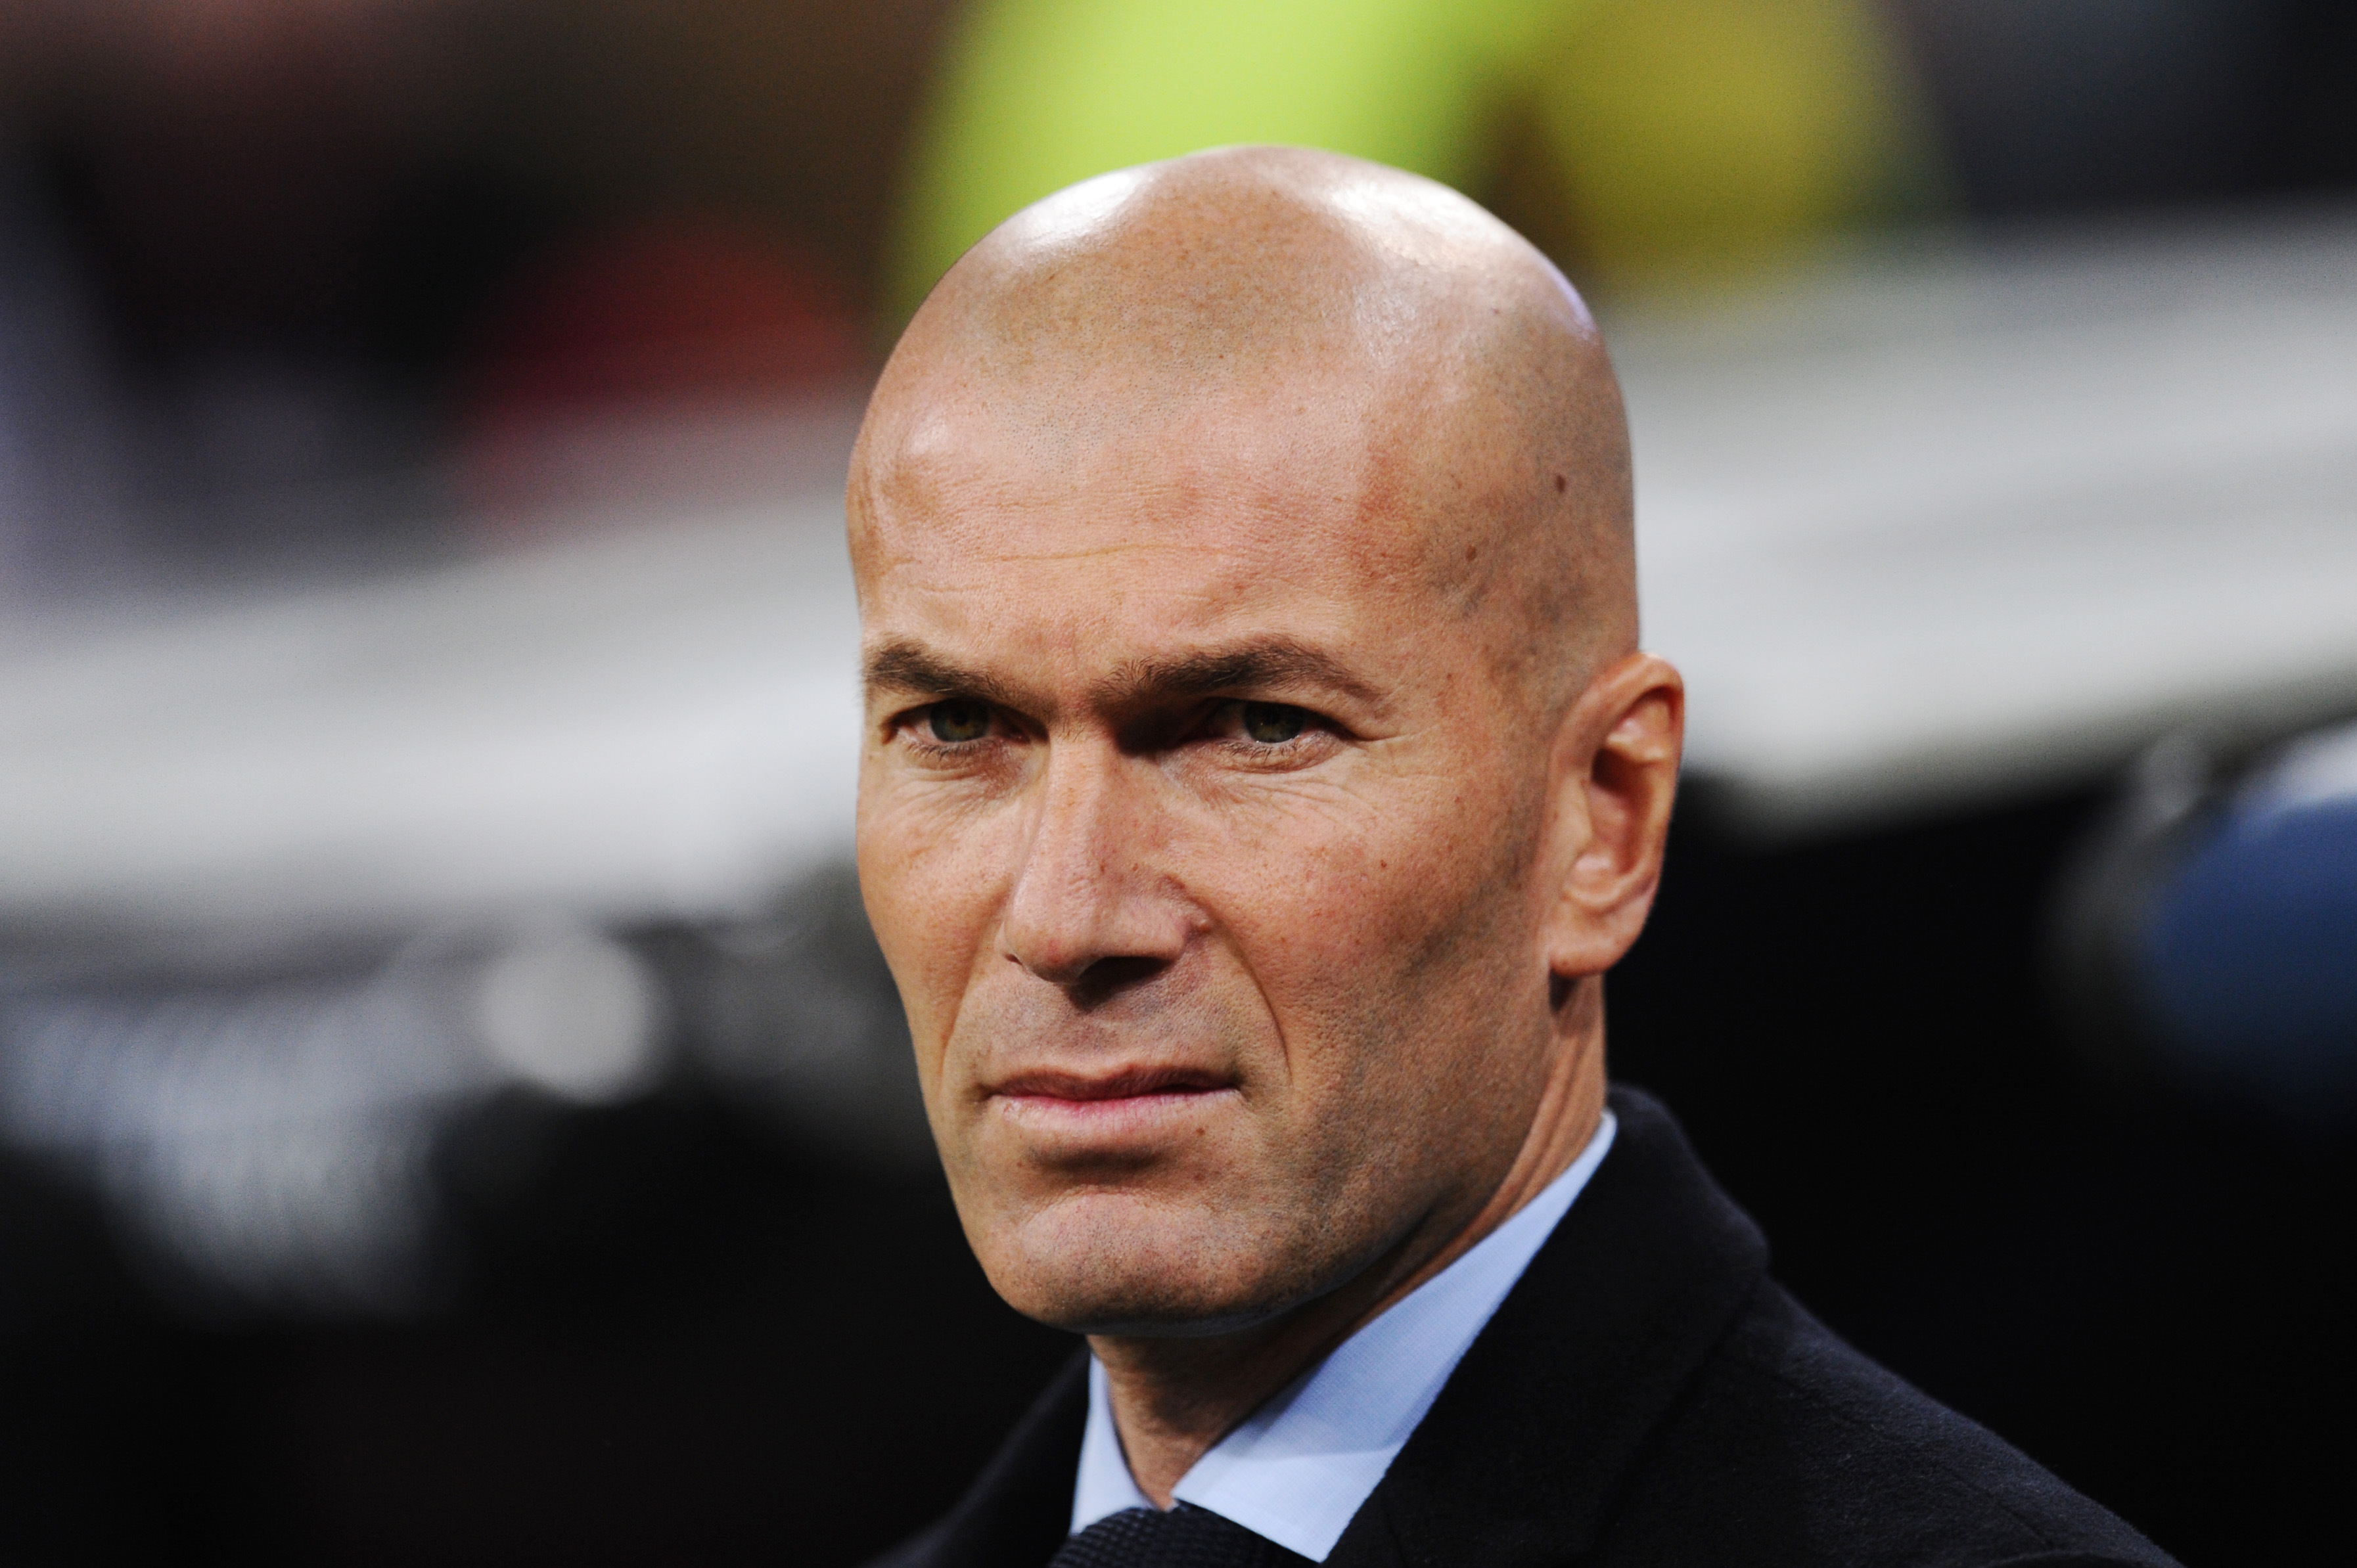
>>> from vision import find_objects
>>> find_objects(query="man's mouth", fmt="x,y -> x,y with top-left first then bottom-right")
992,1065 -> 1229,1102
985,1065 -> 1238,1140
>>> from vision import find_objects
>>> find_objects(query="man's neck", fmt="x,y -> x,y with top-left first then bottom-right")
1091,985 -> 1609,1506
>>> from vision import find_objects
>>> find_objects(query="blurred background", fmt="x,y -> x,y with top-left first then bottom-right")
1,1 -> 2352,1561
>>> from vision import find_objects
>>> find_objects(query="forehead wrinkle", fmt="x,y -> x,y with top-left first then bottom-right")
864,518 -> 1319,608
865,417 -> 1409,591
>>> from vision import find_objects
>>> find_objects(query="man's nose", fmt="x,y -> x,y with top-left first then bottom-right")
998,746 -> 1191,993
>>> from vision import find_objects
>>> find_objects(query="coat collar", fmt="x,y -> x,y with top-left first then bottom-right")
904,1087 -> 1766,1568
1328,1086 -> 1769,1568
906,1351 -> 1089,1568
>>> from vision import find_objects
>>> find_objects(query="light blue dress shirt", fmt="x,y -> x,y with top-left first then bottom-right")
1070,1109 -> 1618,1561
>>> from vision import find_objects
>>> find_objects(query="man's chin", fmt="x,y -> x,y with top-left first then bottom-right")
983,1198 -> 1311,1338
1017,1282 -> 1300,1340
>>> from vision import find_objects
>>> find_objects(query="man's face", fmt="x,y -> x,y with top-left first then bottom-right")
853,370 -> 1565,1333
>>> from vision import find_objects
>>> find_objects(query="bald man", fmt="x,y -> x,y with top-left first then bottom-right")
848,148 -> 2172,1568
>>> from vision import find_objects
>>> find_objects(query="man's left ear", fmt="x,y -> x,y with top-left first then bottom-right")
1540,652 -> 1685,979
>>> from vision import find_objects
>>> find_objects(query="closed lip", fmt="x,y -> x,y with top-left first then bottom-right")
987,1064 -> 1233,1103
987,1064 -> 1239,1146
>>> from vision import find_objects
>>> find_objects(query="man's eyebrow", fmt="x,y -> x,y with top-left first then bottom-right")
1101,637 -> 1384,711
864,635 -> 1385,715
863,640 -> 1032,710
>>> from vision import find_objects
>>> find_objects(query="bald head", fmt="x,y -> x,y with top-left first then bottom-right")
853,146 -> 1636,708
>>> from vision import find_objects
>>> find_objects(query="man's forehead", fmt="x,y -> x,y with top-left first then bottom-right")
854,413 -> 1462,711
858,346 -> 1478,550
861,516 -> 1397,658
857,552 -> 1430,735
847,150 -> 1634,715
900,311 -> 1450,446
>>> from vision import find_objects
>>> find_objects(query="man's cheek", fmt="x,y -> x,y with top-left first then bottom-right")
1228,838 -> 1444,985
876,845 -> 1008,1006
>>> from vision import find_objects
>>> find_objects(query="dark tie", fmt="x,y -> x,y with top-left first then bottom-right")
1047,1504 -> 1310,1568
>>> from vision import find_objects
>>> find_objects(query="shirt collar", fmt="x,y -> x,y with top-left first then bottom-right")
1070,1109 -> 1618,1561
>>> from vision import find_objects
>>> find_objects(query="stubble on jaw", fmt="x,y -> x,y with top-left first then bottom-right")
911,726 -> 1543,1337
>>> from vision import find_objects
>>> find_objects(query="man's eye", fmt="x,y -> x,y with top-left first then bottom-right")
1240,702 -> 1308,744
927,700 -> 994,743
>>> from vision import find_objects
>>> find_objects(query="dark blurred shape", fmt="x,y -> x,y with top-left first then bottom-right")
0,922 -> 667,1317
0,1089 -> 1075,1567
30,3 -> 459,370
1,1 -> 549,572
461,217 -> 867,420
465,0 -> 963,321
0,861 -> 938,1320
652,864 -> 936,1173
1888,0 -> 2357,215
2141,745 -> 2357,1105
0,165 -> 133,593
2056,723 -> 2357,1124
1613,788 -> 2356,1568
456,217 -> 871,514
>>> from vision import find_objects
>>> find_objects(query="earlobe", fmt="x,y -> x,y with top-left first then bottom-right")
1541,653 -> 1685,980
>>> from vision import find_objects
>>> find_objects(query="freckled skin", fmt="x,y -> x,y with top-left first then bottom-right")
850,147 -> 1683,1502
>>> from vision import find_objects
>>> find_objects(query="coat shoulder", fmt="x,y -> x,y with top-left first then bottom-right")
855,1351 -> 1089,1568
1595,1281 -> 2178,1568
861,1518 -> 951,1568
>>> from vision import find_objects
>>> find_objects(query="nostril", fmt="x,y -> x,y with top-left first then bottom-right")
1082,955 -> 1165,987
1066,954 -> 1171,1009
